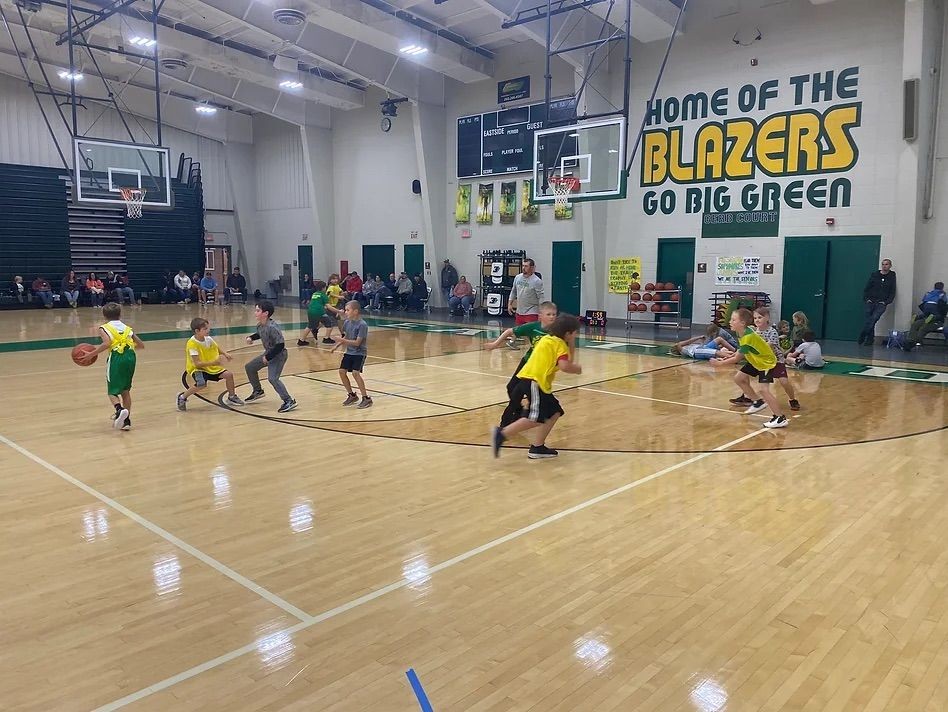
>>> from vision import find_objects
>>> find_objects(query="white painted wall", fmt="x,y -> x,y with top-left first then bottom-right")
0,73 -> 234,210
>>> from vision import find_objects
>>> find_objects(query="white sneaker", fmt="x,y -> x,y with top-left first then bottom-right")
744,400 -> 767,414
113,407 -> 129,429
763,415 -> 789,429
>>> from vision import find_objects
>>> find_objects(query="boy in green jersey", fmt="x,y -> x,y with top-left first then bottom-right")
485,302 -> 558,397
297,280 -> 338,346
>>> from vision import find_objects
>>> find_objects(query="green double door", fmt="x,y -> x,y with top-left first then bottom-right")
782,235 -> 879,340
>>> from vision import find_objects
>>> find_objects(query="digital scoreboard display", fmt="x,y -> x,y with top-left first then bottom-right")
457,98 -> 577,179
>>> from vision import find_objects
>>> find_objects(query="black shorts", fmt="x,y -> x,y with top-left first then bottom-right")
192,370 -> 224,387
308,314 -> 334,331
506,355 -> 530,398
340,353 -> 366,373
770,363 -> 788,379
501,378 -> 564,427
740,362 -> 774,383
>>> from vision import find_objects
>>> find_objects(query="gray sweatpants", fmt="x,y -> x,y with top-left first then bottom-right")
245,350 -> 291,402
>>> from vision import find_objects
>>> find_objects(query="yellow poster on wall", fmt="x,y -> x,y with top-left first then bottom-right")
608,257 -> 643,294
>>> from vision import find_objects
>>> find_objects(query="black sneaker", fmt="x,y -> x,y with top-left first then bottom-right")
244,390 -> 266,403
297,339 -> 309,346
357,396 -> 373,409
788,399 -> 801,411
729,394 -> 752,405
342,393 -> 359,406
322,338 -> 335,344
491,426 -> 506,458
277,399 -> 298,413
112,407 -> 129,430
121,416 -> 132,431
528,445 -> 558,459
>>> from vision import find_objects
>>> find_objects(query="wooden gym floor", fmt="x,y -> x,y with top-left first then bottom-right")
1,304 -> 946,711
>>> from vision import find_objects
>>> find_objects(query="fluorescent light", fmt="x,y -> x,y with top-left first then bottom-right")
399,44 -> 428,56
58,70 -> 83,80
569,133 -> 580,137
279,80 -> 303,89
130,36 -> 157,47
195,105 -> 217,114
608,149 -> 619,153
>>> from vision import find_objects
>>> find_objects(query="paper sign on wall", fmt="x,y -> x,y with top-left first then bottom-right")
608,257 -> 643,294
715,256 -> 761,286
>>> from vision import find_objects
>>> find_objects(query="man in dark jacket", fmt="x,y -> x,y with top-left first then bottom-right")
858,258 -> 896,345
440,259 -> 458,304
226,267 -> 247,303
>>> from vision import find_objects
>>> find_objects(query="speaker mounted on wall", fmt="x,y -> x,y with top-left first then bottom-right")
904,78 -> 919,142
412,179 -> 422,194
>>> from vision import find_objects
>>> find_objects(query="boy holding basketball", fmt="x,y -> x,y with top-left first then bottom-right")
484,301 -> 558,397
78,302 -> 145,430
491,313 -> 582,459
332,300 -> 372,409
244,300 -> 297,413
177,317 -> 245,410
712,307 -> 788,429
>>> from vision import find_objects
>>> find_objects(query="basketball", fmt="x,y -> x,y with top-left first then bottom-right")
637,303 -> 647,312
661,304 -> 672,312
630,281 -> 641,291
72,343 -> 97,366
642,293 -> 652,302
650,303 -> 661,312
671,293 -> 680,302
628,303 -> 637,312
660,282 -> 673,290
630,291 -> 641,301
645,282 -> 655,291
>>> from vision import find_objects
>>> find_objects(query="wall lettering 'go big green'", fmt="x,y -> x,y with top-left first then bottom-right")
641,67 -> 861,218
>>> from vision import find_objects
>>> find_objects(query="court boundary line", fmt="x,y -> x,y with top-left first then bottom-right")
578,386 -> 771,418
93,426 -> 769,711
0,433 -> 314,624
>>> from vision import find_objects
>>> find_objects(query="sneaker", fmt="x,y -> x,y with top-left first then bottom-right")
227,394 -> 246,406
244,390 -> 266,403
277,399 -> 298,413
729,394 -> 753,405
744,400 -> 767,414
121,416 -> 132,431
297,339 -> 309,346
113,407 -> 129,429
176,392 -> 187,411
528,445 -> 559,459
357,396 -> 373,409
491,426 -> 506,457
788,399 -> 801,411
322,338 -> 335,344
506,338 -> 520,350
763,415 -> 789,429
342,393 -> 359,406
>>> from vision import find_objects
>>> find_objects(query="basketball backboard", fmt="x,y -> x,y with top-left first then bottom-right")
73,138 -> 172,208
532,117 -> 626,204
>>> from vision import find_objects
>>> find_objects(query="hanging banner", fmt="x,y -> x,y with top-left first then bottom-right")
608,257 -> 643,294
455,184 -> 471,224
715,256 -> 761,286
497,75 -> 530,104
476,183 -> 494,225
499,181 -> 516,223
521,180 -> 539,223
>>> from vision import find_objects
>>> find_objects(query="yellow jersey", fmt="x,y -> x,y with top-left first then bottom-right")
738,327 -> 777,371
186,335 -> 224,375
327,284 -> 344,307
100,320 -> 135,353
516,334 -> 569,393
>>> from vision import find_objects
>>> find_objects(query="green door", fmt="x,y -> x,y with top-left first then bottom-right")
362,244 -> 395,281
825,236 -> 880,341
782,238 -> 829,338
297,245 -> 313,290
656,237 -> 695,322
404,244 -> 424,277
551,241 -> 582,315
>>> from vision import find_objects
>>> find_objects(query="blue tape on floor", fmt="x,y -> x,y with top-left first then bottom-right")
405,668 -> 434,712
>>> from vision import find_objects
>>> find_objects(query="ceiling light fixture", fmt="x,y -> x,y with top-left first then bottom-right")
399,44 -> 428,56
279,80 -> 303,89
195,105 -> 217,114
129,36 -> 157,48
58,70 -> 83,80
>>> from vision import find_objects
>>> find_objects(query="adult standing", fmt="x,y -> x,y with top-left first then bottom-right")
508,258 -> 544,325
858,258 -> 896,345
440,259 -> 458,304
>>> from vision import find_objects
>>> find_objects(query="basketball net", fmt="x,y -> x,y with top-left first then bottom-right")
120,188 -> 146,219
550,176 -> 577,211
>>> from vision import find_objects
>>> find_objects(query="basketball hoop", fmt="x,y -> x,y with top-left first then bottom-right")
120,188 -> 146,219
550,176 -> 578,211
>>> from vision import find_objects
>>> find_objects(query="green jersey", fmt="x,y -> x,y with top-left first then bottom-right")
514,321 -> 547,358
308,291 -> 328,318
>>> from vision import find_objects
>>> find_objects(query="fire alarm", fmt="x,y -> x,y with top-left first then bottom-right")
825,217 -> 836,226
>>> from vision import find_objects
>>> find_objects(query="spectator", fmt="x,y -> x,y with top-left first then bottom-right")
225,267 -> 246,303
440,259 -> 459,304
362,273 -> 378,308
407,274 -> 429,311
86,272 -> 106,306
787,331 -> 825,369
903,281 -> 948,350
369,275 -> 391,311
12,275 -> 28,304
300,273 -> 313,305
858,258 -> 896,345
158,270 -> 177,304
190,271 -> 202,303
32,275 -> 54,308
200,271 -> 219,305
448,275 -> 475,314
346,272 -> 365,306
174,270 -> 192,304
396,272 -> 413,309
112,272 -> 136,305
61,270 -> 80,308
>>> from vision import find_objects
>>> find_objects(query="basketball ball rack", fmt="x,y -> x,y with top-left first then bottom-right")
626,281 -> 684,331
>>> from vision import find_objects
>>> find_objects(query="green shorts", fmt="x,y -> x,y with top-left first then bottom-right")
106,349 -> 137,396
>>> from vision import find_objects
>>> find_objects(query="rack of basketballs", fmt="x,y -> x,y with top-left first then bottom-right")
625,280 -> 684,330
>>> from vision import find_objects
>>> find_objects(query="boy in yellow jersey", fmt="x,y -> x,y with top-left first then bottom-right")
491,314 -> 582,459
712,307 -> 788,429
325,274 -> 345,342
176,317 -> 245,411
484,301 -> 558,397
78,302 -> 145,430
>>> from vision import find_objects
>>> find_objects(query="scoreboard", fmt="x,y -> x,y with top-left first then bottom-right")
457,98 -> 577,179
